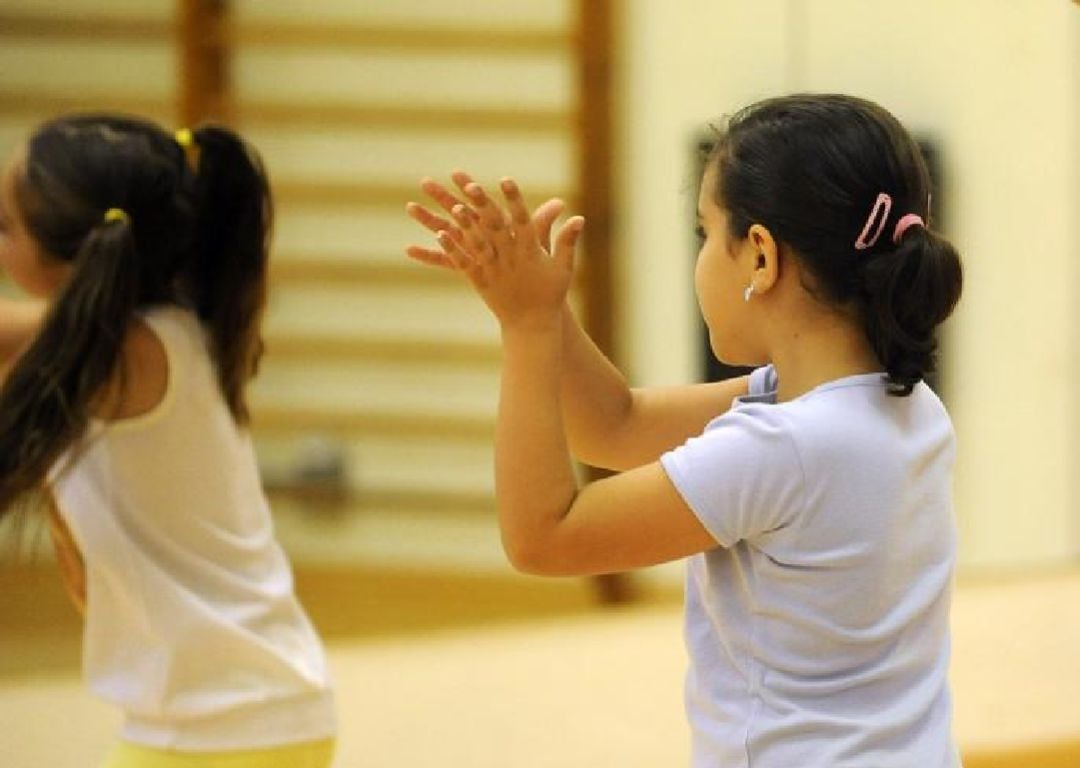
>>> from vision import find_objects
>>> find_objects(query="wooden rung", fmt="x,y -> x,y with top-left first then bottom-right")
0,90 -> 170,120
270,259 -> 457,288
274,180 -> 571,211
274,180 -> 426,210
239,101 -> 574,135
0,90 -> 569,138
272,255 -> 588,297
0,12 -> 170,41
235,21 -> 570,54
251,405 -> 493,440
263,334 -> 500,367
270,257 -> 591,295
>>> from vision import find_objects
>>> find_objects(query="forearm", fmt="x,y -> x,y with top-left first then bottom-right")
46,495 -> 86,616
558,303 -> 635,466
559,303 -> 750,470
495,319 -> 578,570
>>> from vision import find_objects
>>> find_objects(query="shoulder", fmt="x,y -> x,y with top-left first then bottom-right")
92,318 -> 166,421
774,378 -> 956,488
661,401 -> 806,546
139,304 -> 203,345
93,305 -> 199,422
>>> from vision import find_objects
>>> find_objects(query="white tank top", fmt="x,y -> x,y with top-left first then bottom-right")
48,306 -> 335,751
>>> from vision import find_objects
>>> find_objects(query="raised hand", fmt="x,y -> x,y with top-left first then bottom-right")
405,171 -> 567,271
436,177 -> 584,330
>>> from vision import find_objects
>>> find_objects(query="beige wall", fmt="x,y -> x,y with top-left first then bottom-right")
617,0 -> 1080,570
2,1 -> 1078,574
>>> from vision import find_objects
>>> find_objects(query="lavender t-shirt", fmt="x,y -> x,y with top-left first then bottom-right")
661,366 -> 959,767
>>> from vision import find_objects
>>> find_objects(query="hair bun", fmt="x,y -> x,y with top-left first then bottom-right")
861,228 -> 962,394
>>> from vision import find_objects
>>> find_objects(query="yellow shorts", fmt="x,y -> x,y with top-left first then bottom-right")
103,739 -> 335,768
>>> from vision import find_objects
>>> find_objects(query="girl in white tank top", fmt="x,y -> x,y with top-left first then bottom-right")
0,115 -> 335,767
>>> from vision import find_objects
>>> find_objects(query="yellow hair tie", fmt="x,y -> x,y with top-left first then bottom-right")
174,128 -> 194,148
104,208 -> 129,224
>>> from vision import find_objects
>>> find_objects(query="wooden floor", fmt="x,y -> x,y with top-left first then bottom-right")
1,563 -> 1079,767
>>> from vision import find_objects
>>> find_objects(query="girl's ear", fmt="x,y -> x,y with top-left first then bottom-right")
746,223 -> 780,295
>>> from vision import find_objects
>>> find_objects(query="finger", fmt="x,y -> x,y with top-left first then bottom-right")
405,245 -> 457,270
450,203 -> 494,262
552,216 -> 585,275
499,178 -> 538,251
406,201 -> 455,236
406,203 -> 466,250
463,182 -> 515,261
436,230 -> 476,270
454,170 -> 511,234
532,198 -> 566,253
450,169 -> 476,194
447,171 -> 481,222
422,176 -> 479,222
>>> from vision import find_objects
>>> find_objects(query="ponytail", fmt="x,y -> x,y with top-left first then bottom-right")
860,227 -> 963,396
0,217 -> 139,511
187,125 -> 272,425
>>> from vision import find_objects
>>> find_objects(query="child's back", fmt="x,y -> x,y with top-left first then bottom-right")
666,366 -> 956,766
49,306 -> 334,750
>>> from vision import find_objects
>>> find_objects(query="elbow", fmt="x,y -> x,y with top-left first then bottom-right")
498,493 -> 580,576
501,529 -> 572,577
503,536 -> 555,576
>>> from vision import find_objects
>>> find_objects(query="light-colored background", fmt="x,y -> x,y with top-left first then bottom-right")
618,0 -> 1080,572
1,0 -> 1076,575
1,0 -> 1079,766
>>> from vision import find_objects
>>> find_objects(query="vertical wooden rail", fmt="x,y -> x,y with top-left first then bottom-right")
577,0 -> 615,359
578,0 -> 634,604
177,0 -> 233,126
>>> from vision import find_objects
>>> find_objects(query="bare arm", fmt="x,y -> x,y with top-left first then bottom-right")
557,302 -> 748,469
437,178 -> 717,575
46,493 -> 86,616
407,175 -> 748,471
0,297 -> 45,371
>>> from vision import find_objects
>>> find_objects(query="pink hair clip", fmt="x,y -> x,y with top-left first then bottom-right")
854,192 -> 892,250
892,213 -> 925,243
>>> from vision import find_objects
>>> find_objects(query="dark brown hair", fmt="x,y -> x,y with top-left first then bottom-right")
0,114 -> 271,513
708,93 -> 963,395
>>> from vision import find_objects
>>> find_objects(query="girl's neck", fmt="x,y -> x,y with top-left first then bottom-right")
768,311 -> 881,402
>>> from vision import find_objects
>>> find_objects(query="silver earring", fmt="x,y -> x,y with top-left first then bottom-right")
743,283 -> 755,302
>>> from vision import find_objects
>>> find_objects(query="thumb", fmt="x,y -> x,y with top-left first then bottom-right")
552,216 -> 585,275
533,198 -> 566,252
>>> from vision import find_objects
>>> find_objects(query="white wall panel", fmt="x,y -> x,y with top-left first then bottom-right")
263,284 -> 498,343
0,41 -> 173,96
237,0 -> 570,29
251,129 -> 573,189
235,50 -> 572,110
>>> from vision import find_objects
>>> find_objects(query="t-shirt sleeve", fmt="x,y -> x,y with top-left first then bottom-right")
660,404 -> 805,548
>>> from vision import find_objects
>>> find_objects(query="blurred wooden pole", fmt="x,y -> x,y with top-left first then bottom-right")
577,0 -> 634,605
577,0 -> 615,360
177,0 -> 233,126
